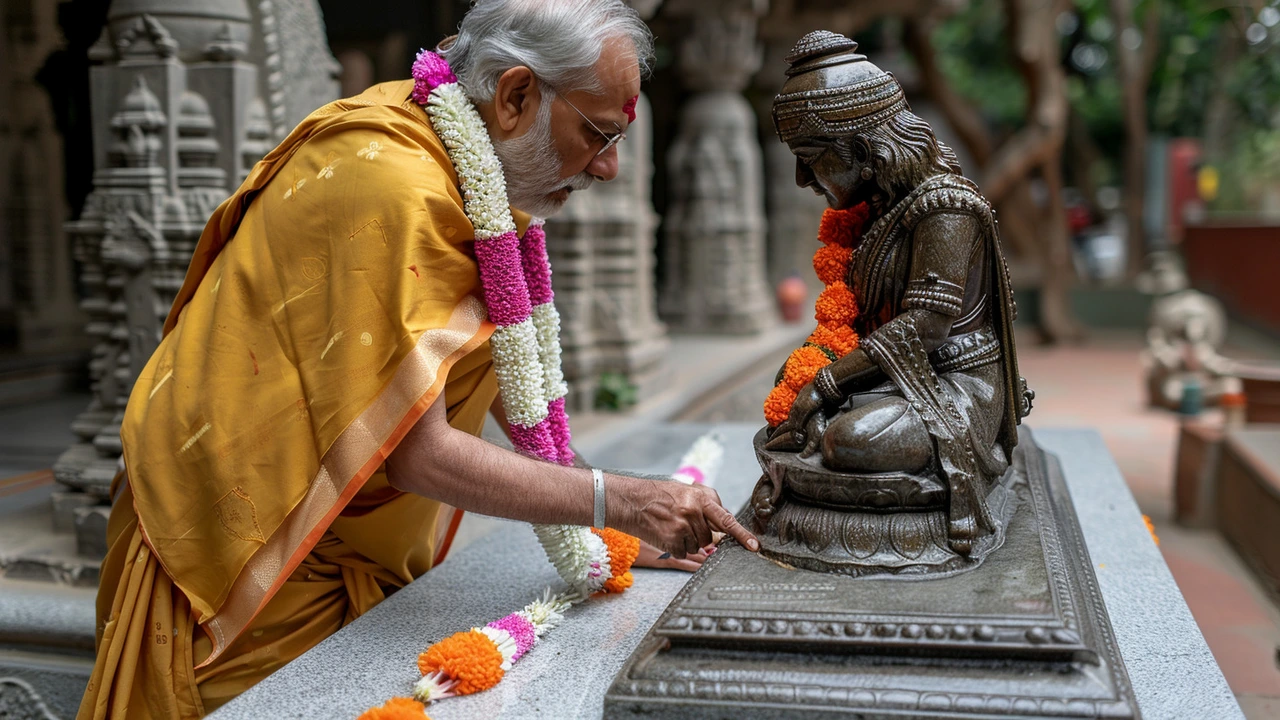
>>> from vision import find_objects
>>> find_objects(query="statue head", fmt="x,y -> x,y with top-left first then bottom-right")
772,31 -> 960,210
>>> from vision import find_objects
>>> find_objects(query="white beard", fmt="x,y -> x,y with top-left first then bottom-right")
491,97 -> 594,218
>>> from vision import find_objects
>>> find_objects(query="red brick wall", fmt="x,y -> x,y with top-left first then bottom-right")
1183,224 -> 1280,337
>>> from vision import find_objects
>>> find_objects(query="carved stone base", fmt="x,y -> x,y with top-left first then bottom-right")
750,428 -> 1019,577
604,429 -> 1140,719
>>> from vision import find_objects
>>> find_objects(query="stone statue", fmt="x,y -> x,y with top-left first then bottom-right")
749,31 -> 1032,573
606,32 -> 1139,720
1138,252 -> 1237,410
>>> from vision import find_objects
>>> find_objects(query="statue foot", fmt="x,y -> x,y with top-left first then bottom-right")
947,516 -> 977,556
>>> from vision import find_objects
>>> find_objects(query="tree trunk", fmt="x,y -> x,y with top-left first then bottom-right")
904,6 -> 1080,342
1110,0 -> 1160,277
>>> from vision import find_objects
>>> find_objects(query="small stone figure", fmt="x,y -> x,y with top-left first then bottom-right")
753,31 -> 1032,573
1138,252 -> 1236,411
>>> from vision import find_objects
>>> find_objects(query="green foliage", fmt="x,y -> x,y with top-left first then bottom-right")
594,371 -> 638,411
1214,127 -> 1280,212
928,1 -> 1027,131
923,0 -> 1280,212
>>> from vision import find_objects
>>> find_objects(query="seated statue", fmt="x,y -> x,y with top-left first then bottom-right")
752,31 -> 1033,573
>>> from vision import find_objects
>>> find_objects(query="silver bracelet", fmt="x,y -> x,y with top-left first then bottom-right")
592,468 -> 606,529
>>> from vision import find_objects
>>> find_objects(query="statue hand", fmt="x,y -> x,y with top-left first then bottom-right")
765,384 -> 823,452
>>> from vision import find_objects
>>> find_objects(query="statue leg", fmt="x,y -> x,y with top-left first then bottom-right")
821,395 -> 933,473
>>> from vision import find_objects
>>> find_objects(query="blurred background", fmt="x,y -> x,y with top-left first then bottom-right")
0,0 -> 1277,717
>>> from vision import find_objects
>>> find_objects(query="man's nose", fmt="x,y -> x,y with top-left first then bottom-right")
587,145 -> 619,182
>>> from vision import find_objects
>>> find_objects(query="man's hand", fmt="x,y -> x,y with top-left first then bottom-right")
633,538 -> 713,572
607,476 -> 758,559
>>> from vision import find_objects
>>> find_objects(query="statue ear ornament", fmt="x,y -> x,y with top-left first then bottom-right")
860,166 -> 874,181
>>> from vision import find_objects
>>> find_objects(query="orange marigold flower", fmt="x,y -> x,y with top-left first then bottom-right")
764,383 -> 798,427
815,282 -> 857,325
816,203 -> 871,248
357,697 -> 430,720
808,323 -> 860,357
603,570 -> 634,593
417,629 -> 505,696
591,527 -> 640,593
783,345 -> 830,392
813,244 -> 852,286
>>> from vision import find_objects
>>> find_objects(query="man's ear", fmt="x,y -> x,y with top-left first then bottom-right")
493,66 -> 539,133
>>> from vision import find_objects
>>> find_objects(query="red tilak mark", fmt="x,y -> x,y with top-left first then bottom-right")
249,350 -> 259,375
622,95 -> 637,123
408,264 -> 419,278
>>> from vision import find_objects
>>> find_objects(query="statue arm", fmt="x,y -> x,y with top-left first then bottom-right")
826,211 -> 982,390
766,212 -> 980,451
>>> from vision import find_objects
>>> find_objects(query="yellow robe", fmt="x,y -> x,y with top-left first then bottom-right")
78,79 -> 528,719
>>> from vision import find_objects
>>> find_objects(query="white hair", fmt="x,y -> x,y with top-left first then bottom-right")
440,0 -> 655,103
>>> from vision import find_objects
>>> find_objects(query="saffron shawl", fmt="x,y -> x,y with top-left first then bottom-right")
121,80 -> 531,666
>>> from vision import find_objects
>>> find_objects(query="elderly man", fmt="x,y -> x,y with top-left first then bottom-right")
78,1 -> 756,717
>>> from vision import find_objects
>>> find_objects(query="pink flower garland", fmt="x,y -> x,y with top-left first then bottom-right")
414,50 -> 571,467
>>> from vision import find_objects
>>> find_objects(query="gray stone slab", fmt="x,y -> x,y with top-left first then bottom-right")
211,427 -> 1241,720
1034,429 -> 1244,720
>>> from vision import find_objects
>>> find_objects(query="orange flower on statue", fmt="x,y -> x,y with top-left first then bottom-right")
816,203 -> 871,248
783,345 -> 831,391
808,323 -> 859,357
813,244 -> 853,285
417,630 -> 505,695
357,697 -> 432,720
815,282 -> 857,325
765,383 -> 799,426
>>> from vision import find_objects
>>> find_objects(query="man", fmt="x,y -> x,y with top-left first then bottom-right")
78,1 -> 757,717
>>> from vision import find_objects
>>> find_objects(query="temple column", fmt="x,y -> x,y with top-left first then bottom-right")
53,0 -> 339,542
544,191 -> 602,412
754,40 -> 827,292
659,0 -> 774,334
589,92 -> 669,404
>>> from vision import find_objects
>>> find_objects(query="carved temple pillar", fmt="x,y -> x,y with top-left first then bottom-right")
755,39 -> 827,291
659,0 -> 774,334
545,92 -> 667,411
53,0 -> 339,547
544,188 -> 602,411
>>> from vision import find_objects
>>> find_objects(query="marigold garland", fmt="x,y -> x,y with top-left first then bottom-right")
813,244 -> 853,286
357,697 -> 432,720
591,527 -> 640,594
764,205 -> 870,427
416,629 -> 507,696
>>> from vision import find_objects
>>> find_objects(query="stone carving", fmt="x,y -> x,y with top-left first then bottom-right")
1139,253 -> 1237,410
605,32 -> 1139,720
659,0 -> 774,334
249,0 -> 342,139
0,678 -> 60,720
754,31 -> 1029,571
55,1 -> 339,537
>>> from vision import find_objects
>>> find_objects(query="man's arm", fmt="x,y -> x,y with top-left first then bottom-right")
386,397 -> 758,558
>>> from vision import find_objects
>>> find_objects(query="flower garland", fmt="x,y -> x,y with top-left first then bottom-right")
764,204 -> 870,427
356,434 -> 726,715
353,51 -> 727,716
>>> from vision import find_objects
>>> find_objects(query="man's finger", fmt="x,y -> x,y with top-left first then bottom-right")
667,556 -> 703,572
707,503 -> 759,552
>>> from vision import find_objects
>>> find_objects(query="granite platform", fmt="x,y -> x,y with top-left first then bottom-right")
210,425 -> 1244,720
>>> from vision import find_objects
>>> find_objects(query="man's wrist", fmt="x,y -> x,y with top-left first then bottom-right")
592,468 -> 606,529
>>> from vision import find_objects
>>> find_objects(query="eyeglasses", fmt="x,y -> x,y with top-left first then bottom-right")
556,93 -> 626,157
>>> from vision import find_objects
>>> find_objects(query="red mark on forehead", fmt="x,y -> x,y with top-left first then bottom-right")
623,95 -> 638,123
